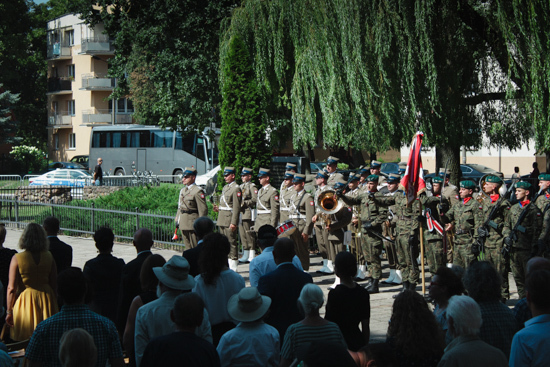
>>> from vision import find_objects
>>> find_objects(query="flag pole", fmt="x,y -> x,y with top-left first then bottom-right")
419,199 -> 426,295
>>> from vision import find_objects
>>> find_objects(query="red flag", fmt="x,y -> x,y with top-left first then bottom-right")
400,131 -> 426,205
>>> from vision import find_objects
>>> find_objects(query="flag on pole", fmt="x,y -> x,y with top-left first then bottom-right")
400,131 -> 426,205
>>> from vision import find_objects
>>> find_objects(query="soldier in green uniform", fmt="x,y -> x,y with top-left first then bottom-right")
326,156 -> 344,187
238,167 -> 257,264
380,173 -> 402,285
254,168 -> 280,232
279,171 -> 295,224
289,173 -> 315,270
213,167 -> 242,271
477,175 -> 511,300
313,170 -> 332,273
502,181 -> 542,298
535,173 -> 550,212
174,167 -> 208,249
345,173 -> 367,280
442,180 -> 482,270
340,174 -> 388,293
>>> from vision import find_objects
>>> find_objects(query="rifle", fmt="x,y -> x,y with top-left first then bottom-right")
361,221 -> 395,243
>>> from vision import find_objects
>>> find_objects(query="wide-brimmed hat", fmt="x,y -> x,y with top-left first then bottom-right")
227,287 -> 271,322
153,256 -> 195,291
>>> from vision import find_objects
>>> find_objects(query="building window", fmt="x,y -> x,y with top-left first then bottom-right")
69,133 -> 76,150
67,64 -> 75,79
68,100 -> 75,116
54,134 -> 59,150
66,30 -> 74,46
109,98 -> 134,113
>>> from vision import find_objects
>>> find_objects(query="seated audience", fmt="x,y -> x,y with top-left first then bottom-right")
183,217 -> 215,277
512,257 -> 550,326
386,291 -> 444,367
83,227 -> 125,323
58,328 -> 97,367
462,261 -> 519,358
280,283 -> 346,367
248,225 -> 302,287
141,293 -> 220,367
217,287 -> 279,366
192,233 -> 245,346
43,216 -> 73,274
325,251 -> 370,351
438,295 -> 507,367
509,269 -> 550,367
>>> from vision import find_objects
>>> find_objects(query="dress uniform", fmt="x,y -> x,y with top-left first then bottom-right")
313,170 -> 331,273
345,173 -> 367,280
279,163 -> 297,192
380,173 -> 402,285
238,167 -> 257,264
254,168 -> 280,232
215,167 -> 242,271
279,171 -> 296,224
369,160 -> 387,188
174,167 -> 208,249
288,173 -> 315,270
502,181 -> 542,298
326,156 -> 344,188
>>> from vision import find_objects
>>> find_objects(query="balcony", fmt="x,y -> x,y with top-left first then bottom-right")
81,109 -> 134,125
80,73 -> 115,90
47,43 -> 72,60
81,37 -> 114,55
47,77 -> 73,95
48,113 -> 73,128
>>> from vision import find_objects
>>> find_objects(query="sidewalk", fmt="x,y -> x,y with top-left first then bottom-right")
3,228 -> 519,343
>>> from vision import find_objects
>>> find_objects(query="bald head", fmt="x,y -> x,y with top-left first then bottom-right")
133,228 -> 153,252
526,257 -> 550,276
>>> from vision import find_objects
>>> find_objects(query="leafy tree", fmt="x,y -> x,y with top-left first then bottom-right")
217,34 -> 270,189
10,145 -> 46,173
0,85 -> 20,145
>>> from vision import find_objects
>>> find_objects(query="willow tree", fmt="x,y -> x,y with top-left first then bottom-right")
221,0 -> 544,179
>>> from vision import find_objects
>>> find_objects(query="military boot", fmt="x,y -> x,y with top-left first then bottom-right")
366,279 -> 379,294
393,281 -> 409,298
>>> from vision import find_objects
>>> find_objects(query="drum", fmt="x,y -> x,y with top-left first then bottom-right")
276,220 -> 297,237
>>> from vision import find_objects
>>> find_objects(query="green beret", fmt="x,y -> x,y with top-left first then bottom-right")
460,180 -> 476,189
515,181 -> 532,189
485,175 -> 503,184
432,177 -> 443,184
538,173 -> 550,181
367,174 -> 379,183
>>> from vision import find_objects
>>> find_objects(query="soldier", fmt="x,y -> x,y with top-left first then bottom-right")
369,160 -> 387,188
441,171 -> 459,206
288,173 -> 315,270
477,175 -> 511,300
326,156 -> 344,187
535,173 -> 550,212
345,173 -> 367,280
279,171 -> 296,224
279,163 -> 297,192
380,173 -> 402,285
174,167 -> 208,250
212,167 -> 242,271
502,181 -> 542,298
419,176 -> 449,274
442,180 -> 483,270
238,167 -> 258,264
312,170 -> 331,273
254,168 -> 280,233
358,166 -> 369,189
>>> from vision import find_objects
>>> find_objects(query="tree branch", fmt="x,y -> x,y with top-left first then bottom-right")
461,90 -> 523,105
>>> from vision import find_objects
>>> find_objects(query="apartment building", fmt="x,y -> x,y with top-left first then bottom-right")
46,13 -> 134,163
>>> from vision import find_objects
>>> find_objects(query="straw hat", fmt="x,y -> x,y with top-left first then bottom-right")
227,287 -> 271,322
152,256 -> 195,291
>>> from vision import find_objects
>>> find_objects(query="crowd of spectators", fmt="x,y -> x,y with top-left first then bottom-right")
0,217 -> 549,366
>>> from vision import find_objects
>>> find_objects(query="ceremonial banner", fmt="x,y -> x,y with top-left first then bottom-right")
400,131 -> 426,205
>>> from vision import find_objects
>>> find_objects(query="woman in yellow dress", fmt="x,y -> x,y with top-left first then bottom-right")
5,223 -> 59,341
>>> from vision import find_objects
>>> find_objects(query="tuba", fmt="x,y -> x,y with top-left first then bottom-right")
317,190 -> 345,227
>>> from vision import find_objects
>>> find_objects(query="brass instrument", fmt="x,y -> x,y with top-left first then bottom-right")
478,173 -> 508,203
317,190 -> 344,227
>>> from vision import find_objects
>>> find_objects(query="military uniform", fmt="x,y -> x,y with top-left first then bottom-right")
217,178 -> 242,261
254,168 -> 280,231
420,193 -> 449,274
314,175 -> 330,269
175,168 -> 208,249
345,185 -> 365,268
326,156 -> 344,187
289,175 -> 315,270
239,169 -> 257,258
279,172 -> 296,224
381,179 -> 401,285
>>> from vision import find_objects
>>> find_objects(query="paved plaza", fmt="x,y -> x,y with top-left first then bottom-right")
3,228 -> 520,343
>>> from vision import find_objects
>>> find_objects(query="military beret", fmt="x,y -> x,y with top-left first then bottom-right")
284,171 -> 295,180
387,173 -> 401,183
327,156 -> 339,164
432,176 -> 443,184
348,172 -> 360,182
293,173 -> 306,183
334,179 -> 348,189
460,180 -> 476,189
485,175 -> 503,184
367,174 -> 379,183
538,173 -> 550,181
316,170 -> 329,179
370,160 -> 382,169
257,168 -> 271,177
223,167 -> 235,175
183,167 -> 197,176
241,167 -> 253,175
516,181 -> 532,189
285,163 -> 297,171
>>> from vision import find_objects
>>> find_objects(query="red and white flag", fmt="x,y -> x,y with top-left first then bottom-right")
400,131 -> 426,206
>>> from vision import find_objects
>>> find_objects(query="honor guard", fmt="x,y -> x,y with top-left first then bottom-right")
213,167 -> 242,271
369,161 -> 387,188
279,171 -> 296,224
535,173 -> 550,212
312,170 -> 331,273
345,173 -> 367,280
254,168 -> 280,232
326,156 -> 344,187
357,166 -> 370,190
238,167 -> 258,264
380,174 -> 402,285
289,173 -> 315,270
174,167 -> 208,249
442,180 -> 483,270
441,171 -> 460,206
279,163 -> 297,191
502,181 -> 542,298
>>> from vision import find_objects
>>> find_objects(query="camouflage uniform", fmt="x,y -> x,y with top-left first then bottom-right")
419,193 -> 449,274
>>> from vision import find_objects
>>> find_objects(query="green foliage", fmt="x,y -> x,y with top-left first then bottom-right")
0,85 -> 20,145
10,145 -> 46,173
217,34 -> 271,189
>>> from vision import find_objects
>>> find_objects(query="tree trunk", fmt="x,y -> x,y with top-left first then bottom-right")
440,145 -> 461,186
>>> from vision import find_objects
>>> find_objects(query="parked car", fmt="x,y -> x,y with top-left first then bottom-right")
48,161 -> 86,171
310,162 -> 328,173
425,163 -> 501,183
29,169 -> 92,187
70,155 -> 89,170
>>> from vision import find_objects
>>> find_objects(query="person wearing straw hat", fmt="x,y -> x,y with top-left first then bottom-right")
254,168 -> 280,237
134,256 -> 212,367
217,287 -> 280,366
238,167 -> 258,264
175,167 -> 208,249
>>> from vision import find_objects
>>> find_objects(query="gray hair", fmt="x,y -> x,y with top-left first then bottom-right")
298,283 -> 324,315
446,295 -> 482,337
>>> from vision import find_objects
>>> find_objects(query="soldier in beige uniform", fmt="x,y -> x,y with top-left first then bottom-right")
279,171 -> 296,224
238,167 -> 257,264
254,168 -> 280,232
174,167 -> 208,249
289,173 -> 315,270
312,170 -> 331,273
213,167 -> 242,271
345,173 -> 368,280
369,160 -> 387,188
326,156 -> 344,187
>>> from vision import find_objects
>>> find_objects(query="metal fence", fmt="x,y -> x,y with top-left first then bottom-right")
0,198 -> 183,249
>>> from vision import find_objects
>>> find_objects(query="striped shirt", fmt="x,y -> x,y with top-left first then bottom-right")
281,322 -> 346,361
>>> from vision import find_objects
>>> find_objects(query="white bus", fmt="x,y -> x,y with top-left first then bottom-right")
89,125 -> 219,179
